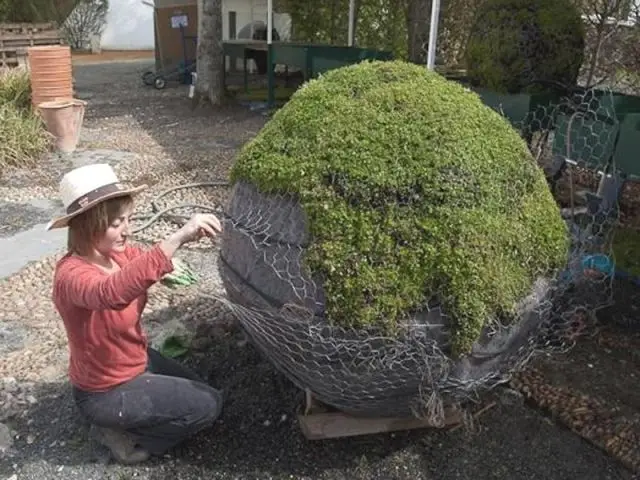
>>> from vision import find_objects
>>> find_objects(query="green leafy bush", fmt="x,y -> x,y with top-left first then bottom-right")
231,60 -> 569,356
0,0 -> 79,23
0,67 -> 51,170
464,0 -> 585,94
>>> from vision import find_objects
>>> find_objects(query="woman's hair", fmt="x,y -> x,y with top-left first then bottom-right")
67,195 -> 134,256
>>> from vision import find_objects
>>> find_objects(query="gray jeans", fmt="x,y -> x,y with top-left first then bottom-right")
73,347 -> 223,456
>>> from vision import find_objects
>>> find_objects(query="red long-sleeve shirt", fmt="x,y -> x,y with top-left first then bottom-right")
52,243 -> 174,392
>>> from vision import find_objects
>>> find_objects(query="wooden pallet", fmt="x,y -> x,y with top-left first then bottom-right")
297,389 -> 463,440
0,22 -> 58,35
0,22 -> 63,68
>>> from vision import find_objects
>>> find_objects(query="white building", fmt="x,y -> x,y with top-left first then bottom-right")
98,0 -> 290,51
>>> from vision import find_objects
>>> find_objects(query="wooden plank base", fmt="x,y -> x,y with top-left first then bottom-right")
297,390 -> 463,440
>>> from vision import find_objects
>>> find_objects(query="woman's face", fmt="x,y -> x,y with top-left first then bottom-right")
95,203 -> 135,256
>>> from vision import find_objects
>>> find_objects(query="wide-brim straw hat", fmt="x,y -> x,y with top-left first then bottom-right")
46,163 -> 147,230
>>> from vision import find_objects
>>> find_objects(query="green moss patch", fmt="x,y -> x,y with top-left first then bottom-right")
231,60 -> 569,356
612,226 -> 640,277
465,0 -> 585,94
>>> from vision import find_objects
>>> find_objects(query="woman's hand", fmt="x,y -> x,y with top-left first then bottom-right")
177,213 -> 223,244
160,213 -> 222,259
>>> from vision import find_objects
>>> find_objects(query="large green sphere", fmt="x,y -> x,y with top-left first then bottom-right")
465,0 -> 586,94
230,60 -> 569,356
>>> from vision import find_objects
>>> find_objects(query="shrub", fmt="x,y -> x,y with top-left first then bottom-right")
231,60 -> 570,356
0,67 -> 32,111
464,0 -> 586,94
0,67 -> 51,170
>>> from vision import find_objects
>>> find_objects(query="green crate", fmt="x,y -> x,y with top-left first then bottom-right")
613,113 -> 640,178
551,112 -> 619,170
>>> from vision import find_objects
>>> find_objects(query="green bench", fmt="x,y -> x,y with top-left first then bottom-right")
222,41 -> 393,106
266,43 -> 393,105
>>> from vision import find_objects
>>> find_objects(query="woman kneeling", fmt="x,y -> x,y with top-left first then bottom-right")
48,164 -> 224,464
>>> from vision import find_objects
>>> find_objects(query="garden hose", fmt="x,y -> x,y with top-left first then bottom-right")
131,181 -> 231,288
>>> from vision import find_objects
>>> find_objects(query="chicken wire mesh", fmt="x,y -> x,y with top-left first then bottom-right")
131,83 -> 624,423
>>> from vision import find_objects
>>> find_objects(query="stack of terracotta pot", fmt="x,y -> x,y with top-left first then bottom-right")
27,45 -> 86,153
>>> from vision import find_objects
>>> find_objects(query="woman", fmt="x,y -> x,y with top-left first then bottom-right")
48,163 -> 224,464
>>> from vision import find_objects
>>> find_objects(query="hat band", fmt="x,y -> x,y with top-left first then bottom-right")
66,182 -> 126,215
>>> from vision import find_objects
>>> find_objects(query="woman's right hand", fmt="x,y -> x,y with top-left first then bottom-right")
177,213 -> 223,244
160,213 -> 223,260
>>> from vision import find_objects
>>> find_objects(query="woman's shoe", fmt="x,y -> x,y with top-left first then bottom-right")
89,425 -> 150,465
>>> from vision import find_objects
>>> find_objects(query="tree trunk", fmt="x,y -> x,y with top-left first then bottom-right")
195,0 -> 224,107
352,0 -> 361,42
406,0 -> 433,64
584,25 -> 605,88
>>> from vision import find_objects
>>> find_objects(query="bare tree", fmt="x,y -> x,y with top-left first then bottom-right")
438,0 -> 483,67
62,0 -> 108,50
580,0 -> 638,89
194,0 -> 225,107
405,0 -> 432,64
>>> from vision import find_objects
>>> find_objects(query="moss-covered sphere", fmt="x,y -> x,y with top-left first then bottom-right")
465,0 -> 585,94
230,60 -> 569,355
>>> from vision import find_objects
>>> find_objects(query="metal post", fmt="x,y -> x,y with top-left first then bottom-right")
267,0 -> 273,44
426,0 -> 441,70
348,0 -> 355,47
267,0 -> 274,108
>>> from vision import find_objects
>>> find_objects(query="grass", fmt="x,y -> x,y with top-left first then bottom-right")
0,66 -> 52,172
0,66 -> 32,110
231,86 -> 298,103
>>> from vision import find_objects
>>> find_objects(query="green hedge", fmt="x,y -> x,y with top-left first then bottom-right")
0,0 -> 78,23
231,60 -> 569,356
465,0 -> 585,94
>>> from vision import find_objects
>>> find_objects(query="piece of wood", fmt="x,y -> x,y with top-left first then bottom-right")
1,31 -> 62,43
0,23 -> 62,68
298,409 -> 463,440
0,22 -> 57,32
297,391 -> 463,440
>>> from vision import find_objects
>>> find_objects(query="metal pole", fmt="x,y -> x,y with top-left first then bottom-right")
267,0 -> 273,44
267,0 -> 274,107
348,0 -> 355,46
426,0 -> 441,70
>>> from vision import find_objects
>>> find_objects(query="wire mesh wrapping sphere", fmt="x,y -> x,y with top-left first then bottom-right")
218,60 -> 572,419
464,0 -> 586,94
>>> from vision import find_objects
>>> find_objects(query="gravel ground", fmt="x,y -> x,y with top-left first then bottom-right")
0,59 -> 638,480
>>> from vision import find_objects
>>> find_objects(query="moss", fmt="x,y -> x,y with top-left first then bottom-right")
465,0 -> 585,94
230,60 -> 570,356
612,226 -> 640,277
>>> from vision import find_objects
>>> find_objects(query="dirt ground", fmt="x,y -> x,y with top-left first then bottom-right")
0,60 -> 638,480
72,49 -> 155,65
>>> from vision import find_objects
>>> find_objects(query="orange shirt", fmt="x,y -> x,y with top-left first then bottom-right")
52,243 -> 174,392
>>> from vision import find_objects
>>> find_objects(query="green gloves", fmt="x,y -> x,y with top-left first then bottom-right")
161,257 -> 198,288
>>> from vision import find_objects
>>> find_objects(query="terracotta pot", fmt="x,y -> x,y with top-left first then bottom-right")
37,99 -> 87,153
27,45 -> 73,107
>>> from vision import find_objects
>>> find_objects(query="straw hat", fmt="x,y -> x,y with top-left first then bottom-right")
46,163 -> 147,230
